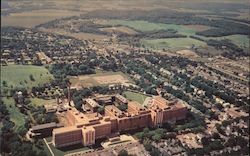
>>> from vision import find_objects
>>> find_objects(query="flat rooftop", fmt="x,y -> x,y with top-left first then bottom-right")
115,94 -> 128,103
147,96 -> 186,111
127,101 -> 150,115
85,98 -> 100,108
67,108 -> 102,124
53,126 -> 79,134
32,122 -> 60,131
105,105 -> 125,118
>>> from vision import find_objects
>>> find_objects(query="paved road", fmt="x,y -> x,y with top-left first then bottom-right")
43,138 -> 54,156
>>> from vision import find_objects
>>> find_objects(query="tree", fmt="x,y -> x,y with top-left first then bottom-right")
143,127 -> 150,134
155,128 -> 165,136
135,132 -> 144,140
212,132 -> 220,139
209,140 -> 223,150
152,134 -> 161,142
1,119 -> 15,132
97,107 -> 104,114
17,126 -> 28,136
150,147 -> 161,156
37,151 -> 47,156
117,104 -> 127,111
118,149 -> 128,156
201,137 -> 210,146
2,80 -> 7,87
29,74 -> 35,81
143,141 -> 152,151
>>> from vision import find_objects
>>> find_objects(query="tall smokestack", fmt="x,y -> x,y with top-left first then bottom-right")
55,90 -> 60,104
56,95 -> 59,104
67,82 -> 71,105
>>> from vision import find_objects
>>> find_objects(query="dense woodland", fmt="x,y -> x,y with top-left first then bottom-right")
0,98 -> 49,156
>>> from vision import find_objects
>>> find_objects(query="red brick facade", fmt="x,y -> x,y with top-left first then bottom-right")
52,96 -> 187,147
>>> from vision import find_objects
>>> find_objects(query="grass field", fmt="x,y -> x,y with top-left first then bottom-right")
184,25 -> 212,31
99,26 -> 138,35
1,65 -> 54,90
43,137 -> 89,156
30,98 -> 56,107
122,91 -> 149,104
142,37 -> 206,51
206,35 -> 250,50
2,97 -> 26,131
70,71 -> 134,88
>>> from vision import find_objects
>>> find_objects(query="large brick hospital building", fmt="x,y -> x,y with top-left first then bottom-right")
52,96 -> 187,147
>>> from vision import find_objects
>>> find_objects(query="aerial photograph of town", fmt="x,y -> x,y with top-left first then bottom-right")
0,0 -> 249,156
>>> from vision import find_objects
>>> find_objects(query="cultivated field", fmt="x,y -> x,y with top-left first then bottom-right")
97,19 -> 248,52
1,9 -> 81,28
70,71 -> 133,88
1,65 -> 54,90
122,91 -> 149,104
142,37 -> 206,51
39,28 -> 109,41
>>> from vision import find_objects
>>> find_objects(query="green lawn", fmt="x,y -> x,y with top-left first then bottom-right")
70,71 -> 134,87
2,97 -> 26,131
45,140 -> 89,156
30,98 -> 56,107
1,65 -> 54,91
142,37 -> 206,51
122,91 -> 149,104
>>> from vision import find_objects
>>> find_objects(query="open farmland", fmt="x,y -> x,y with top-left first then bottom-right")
142,37 -> 206,51
1,9 -> 81,28
39,28 -> 109,41
97,19 -> 201,36
96,19 -> 249,53
70,71 -> 134,89
1,65 -> 54,90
